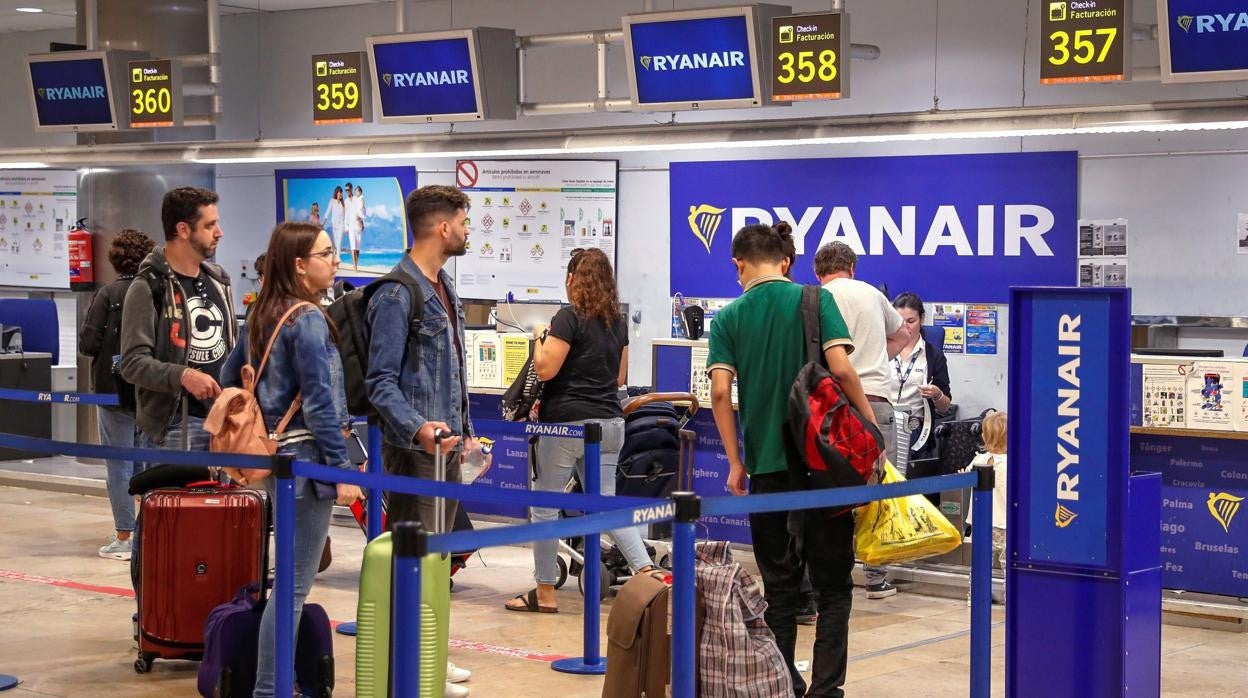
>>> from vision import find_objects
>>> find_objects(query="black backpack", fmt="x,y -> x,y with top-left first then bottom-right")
326,269 -> 424,419
95,279 -> 137,412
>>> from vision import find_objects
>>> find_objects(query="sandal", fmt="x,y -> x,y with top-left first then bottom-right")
505,589 -> 558,614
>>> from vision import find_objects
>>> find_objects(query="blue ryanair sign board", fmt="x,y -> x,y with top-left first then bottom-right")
27,57 -> 114,128
669,152 -> 1078,303
370,36 -> 478,117
627,14 -> 757,105
1009,288 -> 1132,572
1159,0 -> 1248,81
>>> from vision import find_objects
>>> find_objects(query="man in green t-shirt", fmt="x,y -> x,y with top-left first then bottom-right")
706,222 -> 875,698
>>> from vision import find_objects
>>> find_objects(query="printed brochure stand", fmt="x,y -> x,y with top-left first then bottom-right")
1007,287 -> 1160,697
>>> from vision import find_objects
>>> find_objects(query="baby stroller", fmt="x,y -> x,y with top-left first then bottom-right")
555,391 -> 699,599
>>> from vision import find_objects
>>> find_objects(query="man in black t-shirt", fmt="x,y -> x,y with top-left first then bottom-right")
120,186 -> 236,450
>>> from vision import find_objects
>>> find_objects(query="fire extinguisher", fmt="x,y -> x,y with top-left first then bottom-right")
68,218 -> 95,291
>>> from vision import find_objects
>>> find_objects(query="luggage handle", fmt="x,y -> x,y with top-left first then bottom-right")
433,428 -> 447,536
623,391 -> 700,418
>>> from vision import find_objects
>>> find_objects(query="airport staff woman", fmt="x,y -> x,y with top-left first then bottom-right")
889,291 -> 953,478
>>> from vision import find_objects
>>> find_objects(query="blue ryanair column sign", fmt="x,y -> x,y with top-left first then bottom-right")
1008,287 -> 1161,698
1022,293 -> 1114,567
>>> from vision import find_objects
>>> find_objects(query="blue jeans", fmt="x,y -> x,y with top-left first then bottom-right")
531,418 -> 653,585
98,407 -> 139,532
254,476 -> 334,698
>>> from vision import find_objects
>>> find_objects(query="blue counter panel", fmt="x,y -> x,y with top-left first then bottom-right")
1131,432 -> 1248,597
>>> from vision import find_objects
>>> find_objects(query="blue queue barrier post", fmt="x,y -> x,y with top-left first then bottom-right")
367,422 -> 385,541
0,674 -> 18,691
392,521 -> 426,697
552,421 -> 607,676
969,464 -> 995,698
670,492 -> 700,698
272,454 -> 297,698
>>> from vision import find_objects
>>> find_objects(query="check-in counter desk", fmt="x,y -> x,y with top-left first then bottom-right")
1129,355 -> 1248,600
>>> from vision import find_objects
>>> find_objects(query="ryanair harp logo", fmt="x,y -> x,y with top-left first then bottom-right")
688,204 -> 726,254
1055,503 -> 1078,528
639,56 -> 652,70
1208,492 -> 1243,533
1176,15 -> 1194,32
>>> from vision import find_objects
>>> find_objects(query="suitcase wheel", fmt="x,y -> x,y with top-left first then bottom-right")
133,653 -> 154,674
554,556 -> 569,589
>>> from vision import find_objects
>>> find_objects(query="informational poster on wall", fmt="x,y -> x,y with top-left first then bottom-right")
932,303 -> 965,354
454,160 -> 618,301
690,344 -> 737,406
1185,361 -> 1236,431
0,170 -> 76,289
1077,218 -> 1128,288
965,304 -> 999,355
1141,363 -> 1188,428
274,166 -> 417,280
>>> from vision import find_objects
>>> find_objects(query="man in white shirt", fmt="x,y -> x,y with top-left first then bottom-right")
815,241 -> 911,600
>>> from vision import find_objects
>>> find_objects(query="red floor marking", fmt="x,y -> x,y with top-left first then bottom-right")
1,569 -> 571,664
0,569 -> 135,598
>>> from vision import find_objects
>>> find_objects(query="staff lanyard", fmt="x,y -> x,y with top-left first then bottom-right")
893,350 -> 922,403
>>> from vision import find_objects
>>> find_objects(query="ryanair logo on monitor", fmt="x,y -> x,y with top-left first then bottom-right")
1177,13 -> 1248,33
637,51 -> 746,71
1207,492 -> 1243,533
380,70 -> 470,87
1054,503 -> 1078,528
688,204 -> 726,253
35,85 -> 106,101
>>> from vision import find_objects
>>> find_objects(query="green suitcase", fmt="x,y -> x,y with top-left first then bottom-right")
356,435 -> 453,697
354,532 -> 450,697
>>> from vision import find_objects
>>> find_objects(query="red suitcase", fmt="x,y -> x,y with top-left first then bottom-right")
134,484 -> 268,673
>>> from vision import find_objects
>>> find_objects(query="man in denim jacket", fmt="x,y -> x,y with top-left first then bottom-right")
365,184 -> 478,534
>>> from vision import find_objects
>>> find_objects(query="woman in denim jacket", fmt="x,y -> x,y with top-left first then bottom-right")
221,221 -> 362,697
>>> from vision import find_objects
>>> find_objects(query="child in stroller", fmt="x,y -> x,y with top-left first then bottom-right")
553,392 -> 698,598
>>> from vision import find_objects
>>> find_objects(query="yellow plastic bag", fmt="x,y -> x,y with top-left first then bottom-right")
854,460 -> 962,566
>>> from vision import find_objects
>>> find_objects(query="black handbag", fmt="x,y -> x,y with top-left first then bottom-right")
501,334 -> 544,421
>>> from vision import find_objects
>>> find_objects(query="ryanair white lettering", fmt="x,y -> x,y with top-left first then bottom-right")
632,503 -> 676,525
40,85 -> 107,101
647,51 -> 745,71
524,423 -> 583,438
730,204 -> 1055,257
392,70 -> 471,87
1192,13 -> 1248,33
1056,314 -> 1081,504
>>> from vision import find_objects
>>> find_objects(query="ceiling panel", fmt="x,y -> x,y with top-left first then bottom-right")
0,0 -> 383,33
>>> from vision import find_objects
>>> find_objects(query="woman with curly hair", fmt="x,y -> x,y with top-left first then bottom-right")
505,247 -> 655,613
79,229 -> 156,560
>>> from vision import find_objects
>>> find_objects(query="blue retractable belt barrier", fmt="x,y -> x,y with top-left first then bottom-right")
699,471 -> 979,517
552,422 -> 606,675
291,459 -> 659,513
0,432 -> 274,470
0,387 -> 120,406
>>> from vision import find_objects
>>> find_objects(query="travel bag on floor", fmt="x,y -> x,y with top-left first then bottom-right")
133,482 -> 268,673
198,583 -> 335,697
603,570 -> 675,698
355,435 -> 453,697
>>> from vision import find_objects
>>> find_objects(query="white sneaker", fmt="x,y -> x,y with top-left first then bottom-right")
446,661 -> 471,683
445,681 -> 470,697
98,535 -> 132,560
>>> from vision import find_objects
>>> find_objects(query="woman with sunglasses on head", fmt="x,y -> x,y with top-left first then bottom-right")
219,222 -> 362,697
505,247 -> 656,613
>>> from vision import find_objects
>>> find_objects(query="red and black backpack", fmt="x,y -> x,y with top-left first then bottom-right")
784,285 -> 884,513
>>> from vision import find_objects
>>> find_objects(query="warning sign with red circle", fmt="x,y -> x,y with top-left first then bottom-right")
456,160 -> 479,188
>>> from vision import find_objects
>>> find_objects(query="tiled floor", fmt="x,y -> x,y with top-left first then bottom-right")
0,476 -> 1245,697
